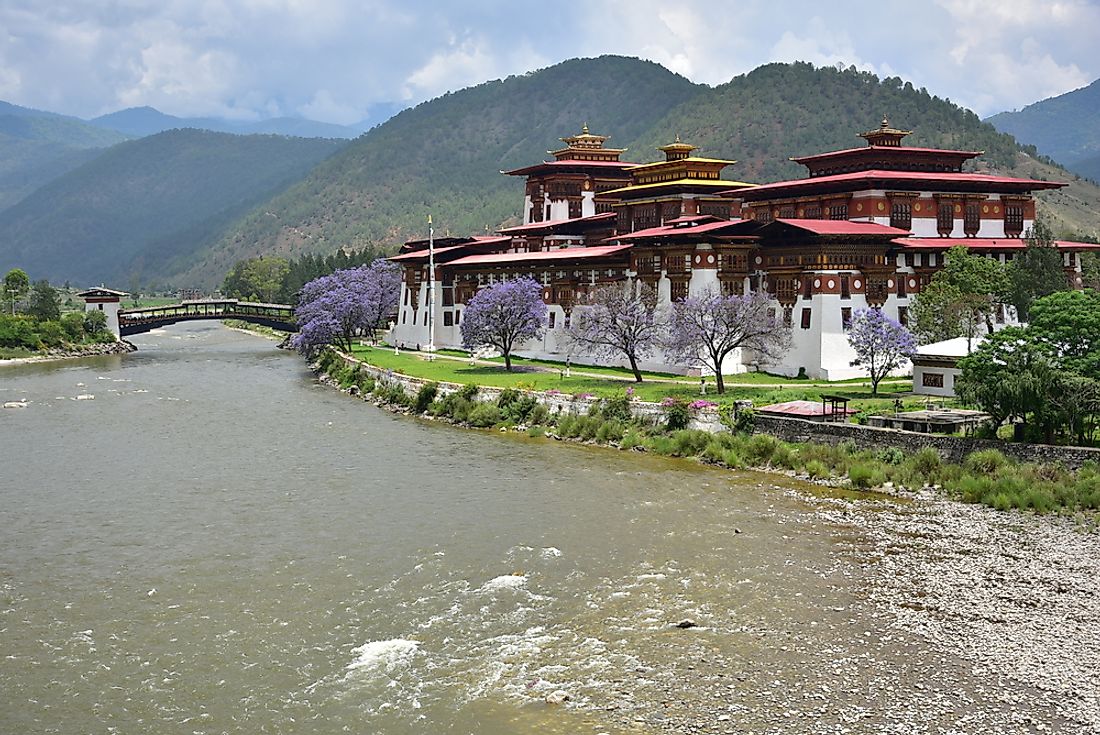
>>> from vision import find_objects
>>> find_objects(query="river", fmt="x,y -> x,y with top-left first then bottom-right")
2,322 -> 1096,734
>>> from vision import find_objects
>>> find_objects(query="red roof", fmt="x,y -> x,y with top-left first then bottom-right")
732,169 -> 1066,198
897,237 -> 1100,251
503,159 -> 639,176
614,219 -> 754,241
447,244 -> 633,267
498,212 -> 616,235
767,219 -> 911,237
757,400 -> 857,417
388,244 -> 469,261
791,145 -> 983,164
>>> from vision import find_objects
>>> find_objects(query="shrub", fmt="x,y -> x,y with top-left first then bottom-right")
595,420 -> 625,444
527,424 -> 546,438
671,429 -> 712,457
769,444 -> 799,470
964,449 -> 1007,475
848,462 -> 885,489
910,447 -> 942,477
527,404 -> 550,426
805,460 -> 830,479
875,446 -> 906,466
414,383 -> 438,413
601,394 -> 634,422
722,448 -> 745,468
661,398 -> 692,431
620,429 -> 644,450
458,384 -> 479,401
646,435 -> 677,456
60,312 -> 86,341
746,434 -> 780,464
468,403 -> 502,428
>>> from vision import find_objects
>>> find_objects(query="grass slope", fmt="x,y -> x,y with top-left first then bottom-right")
986,78 -> 1100,172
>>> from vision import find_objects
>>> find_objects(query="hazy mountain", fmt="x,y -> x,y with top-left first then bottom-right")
89,106 -> 370,139
0,129 -> 344,286
986,78 -> 1100,174
0,101 -> 131,210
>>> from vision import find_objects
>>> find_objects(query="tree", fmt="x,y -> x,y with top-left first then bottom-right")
847,308 -> 917,395
27,280 -> 60,322
909,245 -> 1008,344
664,289 -> 791,394
956,327 -> 1062,441
83,308 -> 109,336
460,277 -> 547,371
1007,217 -> 1069,320
292,261 -> 401,356
567,282 -> 663,382
3,268 -> 30,315
223,256 -> 291,303
1027,289 -> 1100,381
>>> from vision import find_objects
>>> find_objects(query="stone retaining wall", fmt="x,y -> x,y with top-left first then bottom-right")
330,350 -> 1098,469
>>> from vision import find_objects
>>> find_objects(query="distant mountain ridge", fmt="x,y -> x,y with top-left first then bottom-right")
88,106 -> 371,140
986,78 -> 1100,176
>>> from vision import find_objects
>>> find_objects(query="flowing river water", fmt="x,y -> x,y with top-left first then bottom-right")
2,323 -> 1096,734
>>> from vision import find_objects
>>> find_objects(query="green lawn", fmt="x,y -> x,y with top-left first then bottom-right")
350,345 -> 917,413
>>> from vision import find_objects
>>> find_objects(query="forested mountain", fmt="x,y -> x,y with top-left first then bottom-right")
181,57 -> 1100,288
0,101 -> 130,210
986,78 -> 1100,176
0,129 -> 344,286
89,106 -> 368,139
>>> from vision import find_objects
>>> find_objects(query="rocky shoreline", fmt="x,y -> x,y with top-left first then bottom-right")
315,362 -> 1100,734
0,339 -> 136,366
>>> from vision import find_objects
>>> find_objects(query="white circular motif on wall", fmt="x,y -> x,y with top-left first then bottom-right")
827,279 -> 835,289
813,279 -> 821,288
908,279 -> 917,288
706,254 -> 714,265
853,279 -> 862,289
888,279 -> 895,289
755,255 -> 762,265
694,255 -> 702,264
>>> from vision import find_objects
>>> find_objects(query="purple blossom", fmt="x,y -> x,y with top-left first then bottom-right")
566,282 -> 663,383
460,277 -> 547,371
847,307 -> 917,395
292,260 -> 401,356
665,290 -> 792,394
689,399 -> 717,410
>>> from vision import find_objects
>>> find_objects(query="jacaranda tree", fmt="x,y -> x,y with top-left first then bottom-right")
460,276 -> 547,371
847,307 -> 917,395
567,282 -> 663,382
665,289 -> 791,394
292,260 -> 400,356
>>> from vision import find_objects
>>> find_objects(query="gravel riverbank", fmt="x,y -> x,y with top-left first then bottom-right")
0,339 -> 135,366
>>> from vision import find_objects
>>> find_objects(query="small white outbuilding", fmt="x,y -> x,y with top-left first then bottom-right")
911,336 -> 986,397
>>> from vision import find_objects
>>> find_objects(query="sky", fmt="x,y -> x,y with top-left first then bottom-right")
0,0 -> 1097,126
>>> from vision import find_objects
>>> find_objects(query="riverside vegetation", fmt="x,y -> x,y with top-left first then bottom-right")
315,349 -> 1100,519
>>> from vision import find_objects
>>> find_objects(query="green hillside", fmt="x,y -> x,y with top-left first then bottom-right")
175,56 -> 701,285
0,105 -> 131,210
182,58 -> 1099,288
986,78 -> 1100,173
0,129 -> 344,286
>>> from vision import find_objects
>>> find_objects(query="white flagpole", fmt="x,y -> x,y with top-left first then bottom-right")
427,214 -> 435,359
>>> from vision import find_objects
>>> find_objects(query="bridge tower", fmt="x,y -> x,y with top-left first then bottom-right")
77,287 -> 128,339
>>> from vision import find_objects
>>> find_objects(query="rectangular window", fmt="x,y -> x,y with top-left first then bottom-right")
442,288 -> 454,307
548,311 -> 556,329
922,372 -> 945,388
670,280 -> 689,302
1005,205 -> 1024,237
937,202 -> 955,236
996,303 -> 1005,324
443,311 -> 453,327
778,205 -> 796,219
783,308 -> 793,328
964,202 -> 981,237
802,277 -> 812,300
804,205 -> 822,219
545,205 -> 552,221
828,205 -> 848,220
800,308 -> 812,330
890,202 -> 912,231
840,275 -> 850,300
897,306 -> 908,327
897,275 -> 907,297
841,307 -> 852,330
754,208 -> 773,223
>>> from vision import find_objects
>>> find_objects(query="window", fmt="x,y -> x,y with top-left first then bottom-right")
828,204 -> 848,220
545,205 -> 552,221
783,308 -> 793,328
548,311 -> 556,329
802,278 -> 812,300
443,311 -> 453,327
937,202 -> 954,236
897,275 -> 908,298
1005,204 -> 1024,237
841,307 -> 852,330
897,306 -> 908,327
778,205 -> 796,219
670,280 -> 688,302
922,372 -> 945,388
964,202 -> 981,237
890,202 -> 912,231
804,205 -> 822,219
800,308 -> 812,329
996,303 -> 1005,324
840,275 -> 850,300
754,208 -> 773,223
